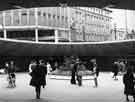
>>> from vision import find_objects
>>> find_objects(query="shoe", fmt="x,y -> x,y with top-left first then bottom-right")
126,98 -> 129,101
37,96 -> 40,99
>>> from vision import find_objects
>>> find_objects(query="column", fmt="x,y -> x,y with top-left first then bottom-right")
35,28 -> 38,42
2,11 -> 7,39
19,9 -> 22,25
35,8 -> 38,42
3,29 -> 7,39
27,9 -> 29,25
35,8 -> 38,26
55,29 -> 58,43
67,7 -> 71,42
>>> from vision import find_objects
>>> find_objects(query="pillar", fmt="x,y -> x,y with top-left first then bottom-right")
3,29 -> 7,39
35,8 -> 38,26
19,9 -> 22,25
35,8 -> 38,42
67,7 -> 71,42
35,28 -> 38,42
2,11 -> 7,39
55,30 -> 58,43
27,9 -> 29,25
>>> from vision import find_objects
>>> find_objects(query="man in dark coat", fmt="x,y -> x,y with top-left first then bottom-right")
70,58 -> 80,85
86,60 -> 93,71
30,60 -> 47,99
123,67 -> 135,102
112,61 -> 119,80
71,62 -> 77,84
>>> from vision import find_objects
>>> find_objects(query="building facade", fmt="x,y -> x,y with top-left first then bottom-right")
111,28 -> 127,40
0,7 -> 112,42
70,7 -> 112,41
125,30 -> 135,40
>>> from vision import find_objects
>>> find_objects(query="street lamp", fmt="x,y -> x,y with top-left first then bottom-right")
114,23 -> 117,40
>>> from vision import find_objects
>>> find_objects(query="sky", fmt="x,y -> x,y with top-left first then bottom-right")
110,8 -> 135,31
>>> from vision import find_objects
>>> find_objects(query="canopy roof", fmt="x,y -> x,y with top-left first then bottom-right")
0,38 -> 135,57
0,0 -> 135,11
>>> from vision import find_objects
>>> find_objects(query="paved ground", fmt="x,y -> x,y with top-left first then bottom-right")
0,72 -> 132,102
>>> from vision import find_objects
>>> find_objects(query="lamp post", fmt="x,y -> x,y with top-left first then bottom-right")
114,23 -> 117,40
125,9 -> 128,34
35,8 -> 38,42
2,11 -> 7,39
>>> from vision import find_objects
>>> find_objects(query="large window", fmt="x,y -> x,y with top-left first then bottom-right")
21,10 -> 27,25
29,9 -> 35,25
7,30 -> 35,41
13,10 -> 20,26
5,11 -> 11,26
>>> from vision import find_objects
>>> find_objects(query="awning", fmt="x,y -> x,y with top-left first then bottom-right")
0,38 -> 135,57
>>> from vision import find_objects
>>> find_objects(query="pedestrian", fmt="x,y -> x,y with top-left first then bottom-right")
86,60 -> 93,71
92,59 -> 99,87
76,62 -> 84,86
119,61 -> 126,73
5,62 -> 9,74
112,61 -> 119,80
7,61 -> 16,88
29,60 -> 37,74
70,62 -> 76,85
29,60 -> 47,99
123,66 -> 135,102
54,61 -> 58,71
71,58 -> 80,85
46,62 -> 52,74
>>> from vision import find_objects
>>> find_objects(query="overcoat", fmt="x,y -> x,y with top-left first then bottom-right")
123,73 -> 135,95
30,64 -> 47,87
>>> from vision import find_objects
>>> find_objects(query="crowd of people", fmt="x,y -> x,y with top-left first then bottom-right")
111,60 -> 135,102
2,57 -> 135,102
70,58 -> 99,87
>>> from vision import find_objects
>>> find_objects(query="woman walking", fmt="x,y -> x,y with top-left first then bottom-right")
30,60 -> 47,99
123,66 -> 135,102
7,61 -> 16,88
92,59 -> 99,88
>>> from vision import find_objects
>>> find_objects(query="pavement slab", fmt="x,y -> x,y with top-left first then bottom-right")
0,72 -> 132,102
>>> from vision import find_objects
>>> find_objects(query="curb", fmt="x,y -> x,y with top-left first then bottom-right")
49,75 -> 95,80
